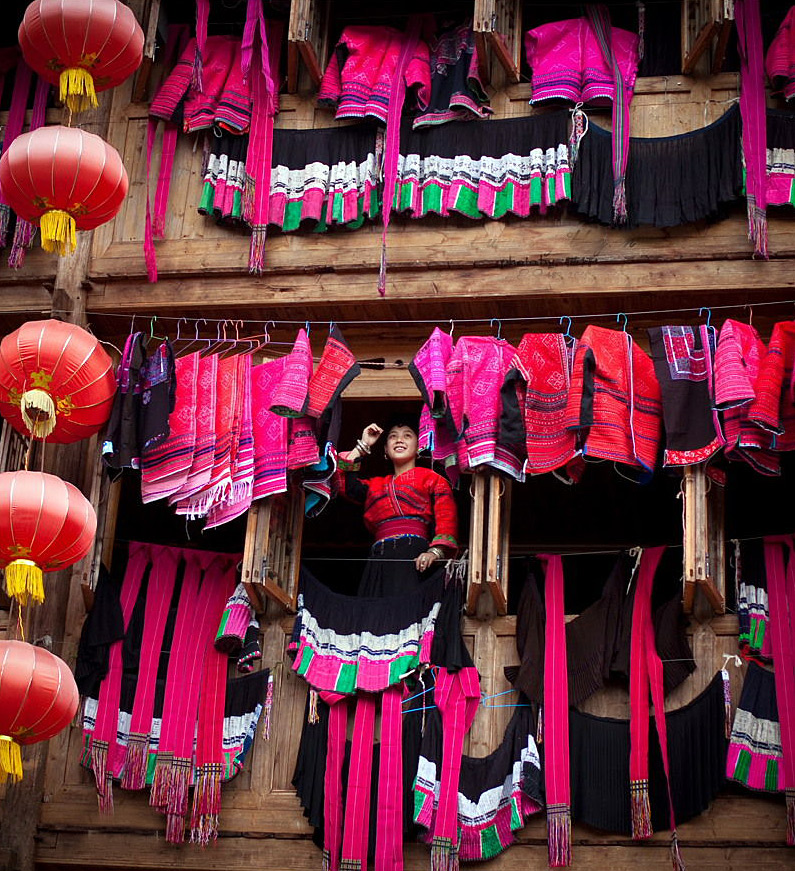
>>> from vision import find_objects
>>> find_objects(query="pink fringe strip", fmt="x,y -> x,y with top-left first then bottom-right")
90,743 -> 114,815
249,227 -> 267,274
149,755 -> 171,810
8,217 -> 35,268
547,805 -> 571,867
430,837 -> 458,871
190,765 -> 222,846
121,734 -> 149,791
630,779 -> 652,840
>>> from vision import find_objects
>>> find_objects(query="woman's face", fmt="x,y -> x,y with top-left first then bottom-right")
385,425 -> 418,463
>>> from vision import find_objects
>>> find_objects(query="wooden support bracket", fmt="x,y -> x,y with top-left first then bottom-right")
466,473 -> 486,614
287,0 -> 328,92
682,465 -> 726,615
466,470 -> 511,615
473,0 -> 521,85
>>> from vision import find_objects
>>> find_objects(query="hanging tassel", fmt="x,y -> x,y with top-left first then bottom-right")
546,803 -> 571,867
90,740 -> 114,814
721,668 -> 732,738
39,210 -> 77,256
20,388 -> 57,439
164,758 -> 192,843
321,849 -> 331,871
630,779 -> 652,839
612,178 -> 628,226
568,105 -> 588,168
786,788 -> 795,846
249,226 -> 267,274
59,67 -> 98,113
262,674 -> 274,740
149,754 -> 172,809
120,734 -> 149,791
4,559 -> 44,606
0,736 -> 23,783
536,704 -> 543,745
308,688 -> 320,725
377,239 -> 387,297
670,831 -> 687,871
8,217 -> 36,269
190,763 -> 222,845
636,2 -> 646,62
430,836 -> 458,871
0,204 -> 11,249
747,204 -> 769,259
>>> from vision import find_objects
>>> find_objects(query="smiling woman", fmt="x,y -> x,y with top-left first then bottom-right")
337,411 -> 459,597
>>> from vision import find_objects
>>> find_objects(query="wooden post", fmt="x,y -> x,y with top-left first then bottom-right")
682,465 -> 725,615
466,472 -> 486,614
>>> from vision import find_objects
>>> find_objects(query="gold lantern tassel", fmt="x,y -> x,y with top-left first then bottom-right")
59,68 -> 98,113
39,210 -> 77,256
20,389 -> 56,439
4,559 -> 44,606
0,736 -> 23,783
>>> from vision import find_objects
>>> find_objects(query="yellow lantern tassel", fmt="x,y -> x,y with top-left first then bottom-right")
0,736 -> 23,784
4,559 -> 44,606
39,210 -> 77,256
59,67 -> 98,113
20,388 -> 56,439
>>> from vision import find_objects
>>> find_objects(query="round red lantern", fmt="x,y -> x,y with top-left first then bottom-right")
0,319 -> 116,443
0,471 -> 96,606
0,640 -> 78,783
19,0 -> 144,113
0,126 -> 129,256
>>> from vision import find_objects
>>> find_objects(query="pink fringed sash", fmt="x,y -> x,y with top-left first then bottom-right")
542,554 -> 571,867
8,75 -> 49,268
89,542 -> 150,813
736,0 -> 769,258
629,546 -> 686,870
430,666 -> 481,871
0,59 -> 33,247
120,545 -> 180,791
252,357 -> 289,500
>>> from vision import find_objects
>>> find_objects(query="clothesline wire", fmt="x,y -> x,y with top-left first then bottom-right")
14,295 -> 794,332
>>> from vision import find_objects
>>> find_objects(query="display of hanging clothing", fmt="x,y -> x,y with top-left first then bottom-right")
525,10 -> 639,224
447,336 -> 524,480
0,57 -> 50,268
748,320 -> 795,452
290,567 -> 477,871
412,22 -> 491,128
735,539 -> 771,661
103,333 -> 177,478
506,553 -> 694,707
727,661 -> 784,792
766,5 -> 795,101
398,111 -> 570,219
647,325 -> 725,466
564,325 -> 662,482
199,131 -> 250,224
766,110 -> 795,207
714,318 -> 778,475
570,671 -> 728,835
499,332 -> 581,479
77,542 -> 270,844
267,125 -> 380,232
413,702 -> 542,861
571,105 -> 743,228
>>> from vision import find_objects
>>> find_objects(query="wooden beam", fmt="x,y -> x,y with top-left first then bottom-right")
466,473 -> 486,614
682,20 -> 719,74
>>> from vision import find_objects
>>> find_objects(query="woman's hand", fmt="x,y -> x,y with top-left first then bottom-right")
360,423 -> 383,449
415,550 -> 439,572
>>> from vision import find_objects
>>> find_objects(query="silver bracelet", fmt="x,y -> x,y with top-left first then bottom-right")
356,439 -> 371,455
428,546 -> 445,560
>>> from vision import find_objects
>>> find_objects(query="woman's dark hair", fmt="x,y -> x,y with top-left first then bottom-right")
384,411 -> 420,437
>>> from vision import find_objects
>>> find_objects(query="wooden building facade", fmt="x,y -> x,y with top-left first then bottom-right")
0,0 -> 794,869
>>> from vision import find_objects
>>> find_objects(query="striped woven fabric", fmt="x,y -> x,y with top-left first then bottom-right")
291,568 -> 444,694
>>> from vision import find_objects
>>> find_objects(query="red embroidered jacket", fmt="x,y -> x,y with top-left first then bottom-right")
338,460 -> 458,554
749,320 -> 795,452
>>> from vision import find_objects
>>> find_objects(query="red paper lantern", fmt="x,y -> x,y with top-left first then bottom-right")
0,471 -> 96,606
0,126 -> 129,256
0,640 -> 79,783
0,319 -> 116,443
19,0 -> 144,113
